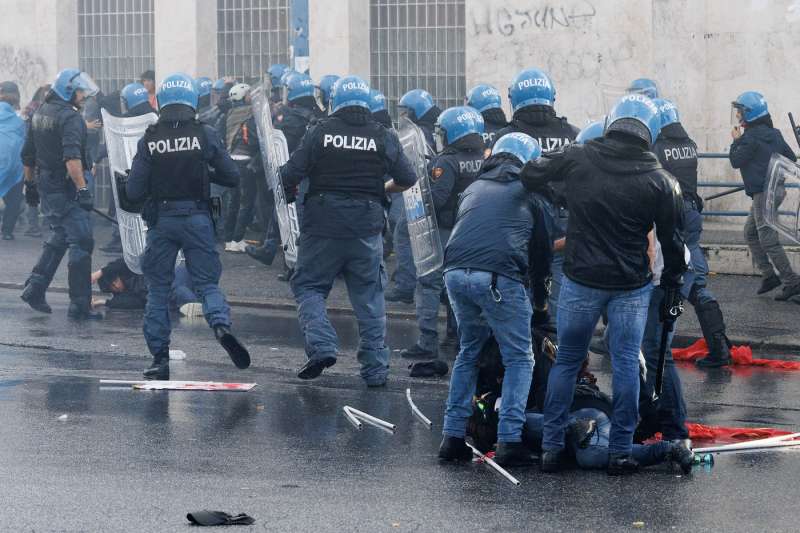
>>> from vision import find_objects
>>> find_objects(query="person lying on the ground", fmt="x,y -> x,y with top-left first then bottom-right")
91,258 -> 200,315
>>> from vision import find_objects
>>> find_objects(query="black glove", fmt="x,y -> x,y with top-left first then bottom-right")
284,184 -> 298,204
532,303 -> 549,329
76,187 -> 93,211
24,181 -> 39,207
659,285 -> 684,323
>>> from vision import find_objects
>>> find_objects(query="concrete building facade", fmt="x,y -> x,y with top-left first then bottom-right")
2,0 -> 800,219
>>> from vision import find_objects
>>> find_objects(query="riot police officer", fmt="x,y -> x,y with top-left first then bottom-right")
281,75 -> 417,386
400,106 -> 486,361
466,84 -> 507,147
494,68 -> 579,336
627,78 -> 659,99
20,68 -> 102,320
195,76 -> 213,115
126,73 -> 249,380
369,89 -> 392,128
317,74 -> 340,113
652,99 -> 732,367
385,88 -> 441,303
120,82 -> 156,117
277,73 -> 324,153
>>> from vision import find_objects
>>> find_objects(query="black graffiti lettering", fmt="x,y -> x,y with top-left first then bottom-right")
469,2 -> 597,37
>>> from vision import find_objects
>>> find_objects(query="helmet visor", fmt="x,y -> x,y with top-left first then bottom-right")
434,124 -> 446,153
72,72 -> 99,98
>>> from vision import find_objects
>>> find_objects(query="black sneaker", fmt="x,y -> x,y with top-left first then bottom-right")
668,439 -> 694,474
385,289 -> 414,304
540,448 -> 567,473
774,283 -> 800,301
245,244 -> 277,266
143,352 -> 170,380
438,436 -> 473,462
494,442 -> 537,467
21,283 -> 51,314
607,454 -> 639,476
400,344 -> 437,360
757,275 -> 781,295
297,354 -> 337,380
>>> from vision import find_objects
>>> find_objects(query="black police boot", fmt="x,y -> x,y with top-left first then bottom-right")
400,344 -> 437,360
143,351 -> 170,380
757,274 -> 781,295
21,280 -> 51,314
438,436 -> 473,462
774,282 -> 800,301
495,442 -> 537,467
384,288 -> 414,304
214,325 -> 251,369
667,439 -> 694,474
540,448 -> 567,473
297,354 -> 337,380
245,244 -> 277,266
565,418 -> 597,450
67,256 -> 103,320
607,454 -> 639,476
695,301 -> 732,368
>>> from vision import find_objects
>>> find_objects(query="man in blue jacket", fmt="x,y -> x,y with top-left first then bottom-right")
437,132 -> 553,468
730,92 -> 800,300
0,81 -> 25,240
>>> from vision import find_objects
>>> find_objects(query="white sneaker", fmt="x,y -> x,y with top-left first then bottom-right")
179,302 -> 204,318
232,240 -> 248,252
225,241 -> 236,252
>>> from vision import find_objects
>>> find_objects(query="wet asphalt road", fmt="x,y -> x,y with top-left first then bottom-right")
1,289 -> 800,531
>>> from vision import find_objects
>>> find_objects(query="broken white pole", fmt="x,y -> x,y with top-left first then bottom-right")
465,442 -> 520,486
343,406 -> 396,432
693,431 -> 800,453
405,388 -> 432,429
342,406 -> 363,430
694,440 -> 800,454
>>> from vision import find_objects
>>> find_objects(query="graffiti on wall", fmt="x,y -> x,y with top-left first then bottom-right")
0,45 -> 48,104
470,1 -> 597,37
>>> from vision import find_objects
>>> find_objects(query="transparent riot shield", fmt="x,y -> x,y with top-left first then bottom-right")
251,87 -> 300,266
765,153 -> 800,244
101,109 -> 158,274
398,117 -> 444,277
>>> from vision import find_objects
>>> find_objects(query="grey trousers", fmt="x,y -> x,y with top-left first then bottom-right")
744,191 -> 799,286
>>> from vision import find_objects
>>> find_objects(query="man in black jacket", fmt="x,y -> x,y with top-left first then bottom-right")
730,91 -> 800,300
653,99 -> 732,367
437,132 -> 553,468
522,94 -> 686,475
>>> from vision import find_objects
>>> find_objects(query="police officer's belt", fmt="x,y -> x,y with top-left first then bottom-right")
157,199 -> 210,215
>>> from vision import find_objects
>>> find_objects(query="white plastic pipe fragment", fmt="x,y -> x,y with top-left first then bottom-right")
694,440 -> 800,454
692,431 -> 800,454
405,388 -> 432,429
343,406 -> 396,432
342,406 -> 363,430
465,442 -> 520,486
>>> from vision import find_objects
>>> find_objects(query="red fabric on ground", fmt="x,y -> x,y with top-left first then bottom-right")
686,423 -> 792,442
672,339 -> 800,370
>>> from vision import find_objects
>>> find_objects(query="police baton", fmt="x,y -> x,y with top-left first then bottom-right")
654,300 -> 683,400
92,208 -> 118,225
704,186 -> 745,201
789,112 -> 800,151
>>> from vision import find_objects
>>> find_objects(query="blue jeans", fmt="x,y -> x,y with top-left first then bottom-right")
290,232 -> 389,384
546,253 -> 564,331
414,228 -> 451,350
443,269 -> 534,443
525,409 -> 671,468
391,211 -> 417,295
682,201 -> 714,305
543,278 -> 653,455
142,214 -> 231,355
641,286 -> 689,440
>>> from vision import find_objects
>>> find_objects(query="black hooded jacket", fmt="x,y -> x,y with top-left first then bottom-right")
521,137 -> 687,290
444,153 -> 553,285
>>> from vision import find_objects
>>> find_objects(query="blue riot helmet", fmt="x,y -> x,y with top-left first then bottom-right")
627,78 -> 659,99
653,98 -> 680,129
286,73 -> 315,103
194,77 -> 213,98
509,69 -> 555,113
317,74 -> 340,109
156,72 -> 198,111
280,69 -> 300,87
605,94 -> 661,146
434,105 -> 484,152
368,89 -> 387,113
575,120 -> 605,144
120,82 -> 150,114
466,84 -> 502,113
267,64 -> 288,87
732,91 -> 768,125
491,132 -> 542,165
212,78 -> 227,92
398,89 -> 435,121
330,76 -> 371,113
52,68 -> 99,103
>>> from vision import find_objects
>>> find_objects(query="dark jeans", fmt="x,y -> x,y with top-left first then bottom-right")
142,213 -> 231,355
543,277 -> 652,455
2,180 -> 23,235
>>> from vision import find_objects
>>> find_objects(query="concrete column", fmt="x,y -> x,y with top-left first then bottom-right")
0,0 -> 78,104
308,0 -> 370,79
154,0 -> 217,81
